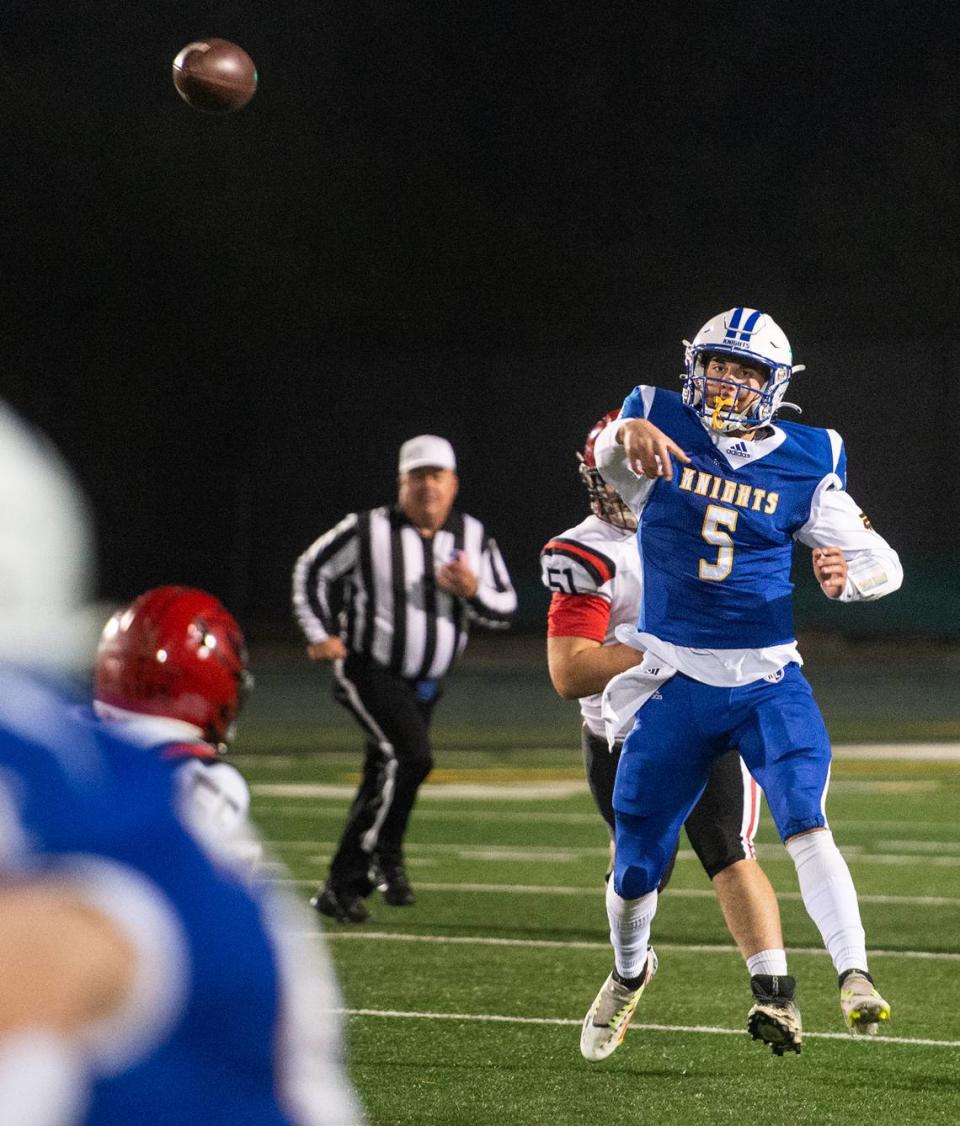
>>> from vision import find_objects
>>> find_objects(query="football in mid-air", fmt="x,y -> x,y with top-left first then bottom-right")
172,39 -> 257,113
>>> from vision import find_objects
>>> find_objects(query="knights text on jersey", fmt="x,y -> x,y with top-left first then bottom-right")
619,387 -> 843,649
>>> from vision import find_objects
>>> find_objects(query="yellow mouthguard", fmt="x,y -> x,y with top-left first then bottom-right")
711,394 -> 735,430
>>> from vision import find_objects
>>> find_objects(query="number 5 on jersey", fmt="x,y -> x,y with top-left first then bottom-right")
699,504 -> 739,581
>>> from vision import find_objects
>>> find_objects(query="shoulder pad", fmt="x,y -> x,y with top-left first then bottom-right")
540,536 -> 616,595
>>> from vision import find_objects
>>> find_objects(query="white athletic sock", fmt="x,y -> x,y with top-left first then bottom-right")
746,949 -> 789,977
605,881 -> 657,981
785,829 -> 868,975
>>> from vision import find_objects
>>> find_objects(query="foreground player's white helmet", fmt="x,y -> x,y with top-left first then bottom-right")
682,306 -> 802,433
0,400 -> 96,669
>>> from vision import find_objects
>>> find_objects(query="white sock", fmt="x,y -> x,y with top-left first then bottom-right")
605,881 -> 657,981
746,949 -> 789,977
785,830 -> 868,975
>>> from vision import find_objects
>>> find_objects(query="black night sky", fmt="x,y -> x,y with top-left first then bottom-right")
1,2 -> 956,634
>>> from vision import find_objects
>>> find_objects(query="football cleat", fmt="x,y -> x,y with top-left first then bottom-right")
839,970 -> 890,1036
310,883 -> 369,924
580,949 -> 657,1061
747,974 -> 802,1056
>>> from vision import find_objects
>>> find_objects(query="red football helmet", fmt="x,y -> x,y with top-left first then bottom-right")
577,411 -> 637,531
94,586 -> 251,748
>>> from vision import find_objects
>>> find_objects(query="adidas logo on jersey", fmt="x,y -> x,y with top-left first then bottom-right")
727,440 -> 751,457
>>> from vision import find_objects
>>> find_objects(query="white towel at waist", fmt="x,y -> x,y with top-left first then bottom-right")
600,653 -> 677,749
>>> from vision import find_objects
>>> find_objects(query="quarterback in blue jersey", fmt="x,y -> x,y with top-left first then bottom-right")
0,402 -> 362,1124
579,307 -> 903,1061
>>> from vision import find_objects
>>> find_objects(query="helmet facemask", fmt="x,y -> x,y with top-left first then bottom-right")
681,307 -> 802,434
682,348 -> 794,433
577,455 -> 637,530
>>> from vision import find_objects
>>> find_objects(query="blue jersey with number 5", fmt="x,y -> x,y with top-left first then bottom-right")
619,387 -> 845,648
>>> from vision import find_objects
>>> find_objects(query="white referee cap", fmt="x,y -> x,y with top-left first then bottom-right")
398,435 -> 457,474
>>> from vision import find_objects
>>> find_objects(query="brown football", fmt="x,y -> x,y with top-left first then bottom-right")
172,39 -> 257,113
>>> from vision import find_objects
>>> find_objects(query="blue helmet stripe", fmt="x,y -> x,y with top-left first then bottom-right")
741,309 -> 762,336
724,307 -> 762,343
724,306 -> 744,338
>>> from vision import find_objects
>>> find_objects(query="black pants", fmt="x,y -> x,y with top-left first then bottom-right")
581,724 -> 756,886
327,654 -> 439,895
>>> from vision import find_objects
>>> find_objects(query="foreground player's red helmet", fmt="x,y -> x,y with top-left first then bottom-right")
94,586 -> 251,747
577,411 -> 637,531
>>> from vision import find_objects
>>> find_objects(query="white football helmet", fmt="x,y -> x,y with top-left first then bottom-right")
682,306 -> 803,433
0,400 -> 97,669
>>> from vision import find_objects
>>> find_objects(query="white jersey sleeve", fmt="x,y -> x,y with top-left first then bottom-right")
795,482 -> 903,601
592,408 -> 658,516
174,760 -> 262,871
540,529 -> 618,598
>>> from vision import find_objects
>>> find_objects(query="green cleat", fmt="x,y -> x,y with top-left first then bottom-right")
840,970 -> 890,1036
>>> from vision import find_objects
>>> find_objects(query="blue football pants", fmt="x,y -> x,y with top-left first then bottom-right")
612,663 -> 831,899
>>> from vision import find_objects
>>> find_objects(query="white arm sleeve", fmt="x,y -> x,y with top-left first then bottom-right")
592,414 -> 657,515
795,482 -> 903,601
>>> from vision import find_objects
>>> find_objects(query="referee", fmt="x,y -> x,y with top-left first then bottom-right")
292,434 -> 517,923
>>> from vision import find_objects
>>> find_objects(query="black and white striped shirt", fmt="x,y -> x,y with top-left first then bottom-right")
292,506 -> 517,681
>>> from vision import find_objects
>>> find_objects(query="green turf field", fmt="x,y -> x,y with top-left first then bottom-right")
240,728 -> 960,1125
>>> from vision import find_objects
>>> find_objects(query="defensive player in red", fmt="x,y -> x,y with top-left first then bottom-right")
93,586 -> 260,869
542,412 -> 796,1051
0,406 -> 362,1124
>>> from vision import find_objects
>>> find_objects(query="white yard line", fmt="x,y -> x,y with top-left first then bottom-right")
279,876 -> 960,908
258,807 -> 618,823
264,835 -> 960,874
336,1006 -> 959,1048
253,776 -> 946,800
244,742 -> 960,778
253,782 -> 590,800
832,743 -> 960,761
884,840 -> 960,854
315,929 -> 960,962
